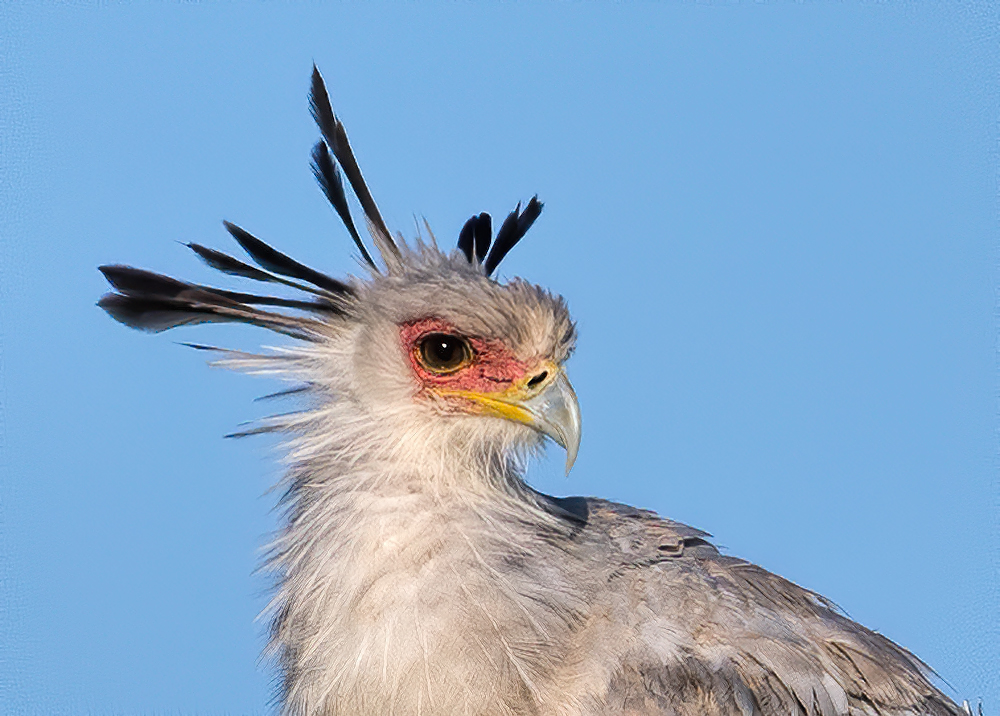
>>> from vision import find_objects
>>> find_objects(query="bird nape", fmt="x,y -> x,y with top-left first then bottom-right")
99,67 -> 969,716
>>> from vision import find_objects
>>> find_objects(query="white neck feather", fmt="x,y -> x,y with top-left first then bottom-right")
264,383 -> 586,716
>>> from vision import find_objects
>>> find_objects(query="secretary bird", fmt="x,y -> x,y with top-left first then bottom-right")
99,67 -> 970,716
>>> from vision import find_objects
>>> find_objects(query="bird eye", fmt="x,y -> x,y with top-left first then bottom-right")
417,333 -> 472,374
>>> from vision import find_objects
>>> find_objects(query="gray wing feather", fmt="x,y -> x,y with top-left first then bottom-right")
578,499 -> 962,716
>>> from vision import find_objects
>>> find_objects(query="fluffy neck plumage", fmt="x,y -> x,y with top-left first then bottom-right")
264,380 -> 578,716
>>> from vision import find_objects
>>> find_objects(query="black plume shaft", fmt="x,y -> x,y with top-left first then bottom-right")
311,141 -> 376,268
98,263 -> 329,340
186,243 -> 327,297
99,265 -> 339,314
223,221 -> 352,295
309,65 -> 399,259
98,292 -> 322,340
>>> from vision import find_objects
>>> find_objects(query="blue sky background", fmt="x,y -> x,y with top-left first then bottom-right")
1,3 -> 997,714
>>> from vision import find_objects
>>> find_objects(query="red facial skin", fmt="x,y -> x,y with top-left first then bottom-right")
400,318 -> 529,397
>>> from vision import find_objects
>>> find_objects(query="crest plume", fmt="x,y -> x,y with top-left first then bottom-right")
99,67 -> 544,340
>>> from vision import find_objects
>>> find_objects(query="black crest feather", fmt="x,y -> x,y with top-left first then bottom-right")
309,65 -> 400,261
100,67 -> 546,346
222,221 -> 351,295
103,265 -> 335,313
310,141 -> 375,268
474,213 -> 492,263
98,264 -> 337,339
458,215 -> 477,262
483,197 -> 543,276
98,287 -> 323,341
457,212 -> 493,264
186,243 -> 332,298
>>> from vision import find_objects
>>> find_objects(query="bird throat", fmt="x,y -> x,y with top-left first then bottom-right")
269,405 -> 583,716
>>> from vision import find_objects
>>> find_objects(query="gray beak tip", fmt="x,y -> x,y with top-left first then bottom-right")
563,418 -> 581,476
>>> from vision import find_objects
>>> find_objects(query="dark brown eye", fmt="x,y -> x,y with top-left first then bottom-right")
417,333 -> 472,374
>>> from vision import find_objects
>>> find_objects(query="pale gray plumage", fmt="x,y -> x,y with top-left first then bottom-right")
99,68 -> 968,716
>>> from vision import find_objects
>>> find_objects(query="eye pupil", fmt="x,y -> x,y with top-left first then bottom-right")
419,333 -> 471,373
432,338 -> 455,361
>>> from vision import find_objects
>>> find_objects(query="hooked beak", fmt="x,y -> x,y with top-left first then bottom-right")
436,363 -> 582,474
520,370 -> 582,474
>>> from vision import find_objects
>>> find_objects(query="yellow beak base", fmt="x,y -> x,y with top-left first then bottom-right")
436,364 -> 582,474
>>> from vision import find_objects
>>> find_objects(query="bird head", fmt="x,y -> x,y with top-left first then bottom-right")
98,67 -> 581,477
334,248 -> 579,474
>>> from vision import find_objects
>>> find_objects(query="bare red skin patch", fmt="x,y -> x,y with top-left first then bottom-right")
400,318 -> 528,394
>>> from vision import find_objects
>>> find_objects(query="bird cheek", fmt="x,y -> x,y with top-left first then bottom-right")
424,354 -> 527,403
421,375 -> 518,417
418,362 -> 528,419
